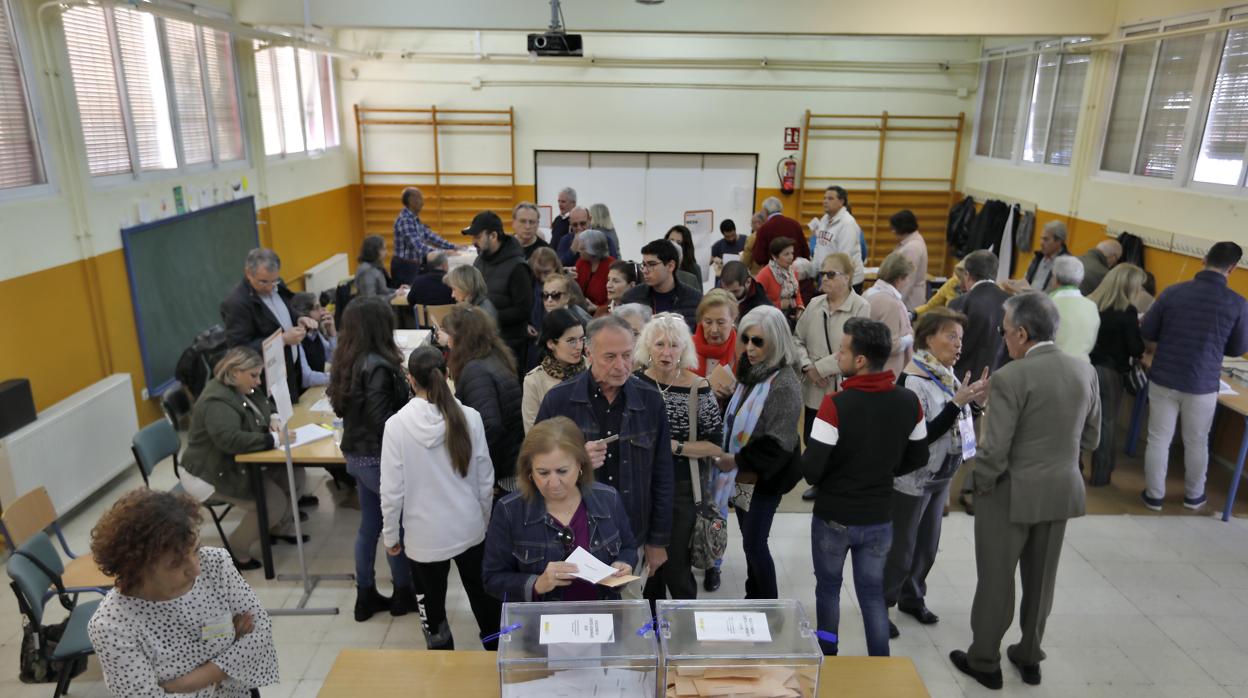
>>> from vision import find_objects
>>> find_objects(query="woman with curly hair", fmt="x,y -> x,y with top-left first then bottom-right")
87,488 -> 278,697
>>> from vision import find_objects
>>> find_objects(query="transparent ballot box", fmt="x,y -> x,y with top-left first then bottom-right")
657,599 -> 823,698
497,599 -> 659,697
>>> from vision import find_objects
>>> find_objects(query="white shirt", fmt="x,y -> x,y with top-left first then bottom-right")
1025,340 -> 1056,357
810,208 -> 865,284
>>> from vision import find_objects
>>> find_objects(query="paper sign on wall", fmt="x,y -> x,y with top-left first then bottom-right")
694,612 -> 771,642
539,614 -> 615,644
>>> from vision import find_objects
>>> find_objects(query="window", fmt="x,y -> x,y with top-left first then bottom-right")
974,38 -> 1091,166
254,43 -> 338,156
61,5 -> 245,178
1195,13 -> 1248,185
0,0 -> 46,190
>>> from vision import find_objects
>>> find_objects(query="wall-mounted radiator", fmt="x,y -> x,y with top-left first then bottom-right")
0,374 -> 139,515
304,253 -> 350,298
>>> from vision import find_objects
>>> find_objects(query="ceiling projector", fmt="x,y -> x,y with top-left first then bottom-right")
526,31 -> 583,57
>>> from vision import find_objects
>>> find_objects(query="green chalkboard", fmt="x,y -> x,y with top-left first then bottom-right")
122,197 -> 259,395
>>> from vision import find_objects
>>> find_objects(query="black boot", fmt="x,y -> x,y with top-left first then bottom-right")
353,585 -> 391,622
423,620 -> 454,650
390,586 -> 417,617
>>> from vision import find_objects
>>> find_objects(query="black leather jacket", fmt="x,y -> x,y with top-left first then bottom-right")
337,352 -> 410,457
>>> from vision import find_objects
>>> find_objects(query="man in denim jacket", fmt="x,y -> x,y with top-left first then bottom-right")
536,315 -> 675,595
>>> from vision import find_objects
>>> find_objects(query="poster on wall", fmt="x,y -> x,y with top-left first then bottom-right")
684,209 -> 714,285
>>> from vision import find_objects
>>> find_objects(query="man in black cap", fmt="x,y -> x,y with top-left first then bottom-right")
469,211 -> 535,372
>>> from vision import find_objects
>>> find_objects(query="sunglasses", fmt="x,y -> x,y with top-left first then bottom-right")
818,271 -> 843,280
542,291 -> 565,301
741,335 -> 765,348
552,518 -> 576,556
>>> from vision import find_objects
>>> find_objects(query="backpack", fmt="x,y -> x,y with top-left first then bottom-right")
174,324 -> 229,399
12,551 -> 89,685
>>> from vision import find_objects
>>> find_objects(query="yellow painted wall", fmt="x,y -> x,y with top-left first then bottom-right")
0,185 -> 361,423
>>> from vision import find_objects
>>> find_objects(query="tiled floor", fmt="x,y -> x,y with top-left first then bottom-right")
4,461 -> 1248,698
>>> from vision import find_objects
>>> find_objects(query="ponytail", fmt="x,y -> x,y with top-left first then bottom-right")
408,346 -> 472,477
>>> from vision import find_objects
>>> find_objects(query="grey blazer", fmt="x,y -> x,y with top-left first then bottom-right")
973,343 -> 1100,524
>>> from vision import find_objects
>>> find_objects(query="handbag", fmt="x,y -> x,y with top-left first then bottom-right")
686,381 -> 728,570
1125,357 -> 1148,395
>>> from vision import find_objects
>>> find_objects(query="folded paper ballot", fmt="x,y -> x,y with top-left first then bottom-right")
565,546 -> 639,587
503,668 -> 655,698
666,665 -> 817,698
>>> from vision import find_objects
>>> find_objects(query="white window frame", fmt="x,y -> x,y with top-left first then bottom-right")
1093,9 -> 1225,191
971,37 -> 1092,173
255,42 -> 340,162
0,0 -> 56,202
58,3 -> 250,189
1186,4 -> 1248,195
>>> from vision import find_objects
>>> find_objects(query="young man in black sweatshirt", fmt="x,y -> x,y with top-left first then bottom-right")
802,317 -> 928,656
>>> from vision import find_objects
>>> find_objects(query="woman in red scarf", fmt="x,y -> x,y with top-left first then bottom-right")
693,289 -> 740,380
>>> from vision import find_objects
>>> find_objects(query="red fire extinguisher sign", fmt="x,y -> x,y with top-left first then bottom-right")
784,127 -> 800,151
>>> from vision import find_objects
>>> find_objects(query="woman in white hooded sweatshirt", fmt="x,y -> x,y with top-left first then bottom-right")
381,345 -> 501,651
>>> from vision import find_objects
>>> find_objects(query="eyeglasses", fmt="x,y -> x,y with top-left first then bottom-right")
542,291 -> 565,301
818,271 -> 843,280
741,334 -> 765,348
641,260 -> 664,269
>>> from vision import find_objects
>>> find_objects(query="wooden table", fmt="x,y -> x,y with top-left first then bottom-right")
317,649 -> 930,697
237,330 -> 429,578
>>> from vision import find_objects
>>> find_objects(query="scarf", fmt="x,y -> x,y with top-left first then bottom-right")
692,324 -> 737,377
769,260 -> 798,300
541,355 -> 587,381
909,349 -> 964,454
723,361 -> 779,454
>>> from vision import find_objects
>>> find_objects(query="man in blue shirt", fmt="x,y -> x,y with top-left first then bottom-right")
711,219 -> 746,285
391,187 -> 458,285
1141,241 -> 1248,511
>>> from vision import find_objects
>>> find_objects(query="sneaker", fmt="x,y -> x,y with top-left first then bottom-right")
1183,493 -> 1208,510
1140,491 -> 1163,512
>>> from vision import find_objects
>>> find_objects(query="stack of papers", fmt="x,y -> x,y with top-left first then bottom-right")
565,547 -> 640,587
287,424 -> 333,449
308,397 -> 333,413
664,665 -> 817,698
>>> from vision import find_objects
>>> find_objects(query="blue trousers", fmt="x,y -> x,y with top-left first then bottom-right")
348,456 -> 413,591
812,517 -> 893,656
734,489 -> 782,599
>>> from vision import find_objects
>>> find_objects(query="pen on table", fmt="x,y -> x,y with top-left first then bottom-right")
482,623 -> 522,644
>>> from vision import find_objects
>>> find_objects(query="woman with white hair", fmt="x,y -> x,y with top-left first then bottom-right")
714,305 -> 803,599
574,229 -> 616,308
612,302 -> 652,339
635,313 -> 725,600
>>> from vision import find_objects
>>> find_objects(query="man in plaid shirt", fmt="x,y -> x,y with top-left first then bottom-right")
391,187 -> 457,284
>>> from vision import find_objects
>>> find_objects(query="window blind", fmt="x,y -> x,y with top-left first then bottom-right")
991,54 -> 1030,160
0,0 -> 44,189
298,48 -> 325,152
113,7 -> 176,171
975,58 -> 1003,157
319,54 -> 339,148
274,47 -> 305,153
163,17 -> 211,165
1194,17 -> 1248,185
202,28 -> 243,162
63,6 -> 131,176
1024,43 -> 1061,163
1046,52 -> 1089,166
1135,22 -> 1208,179
254,47 -> 283,155
1101,34 -> 1158,173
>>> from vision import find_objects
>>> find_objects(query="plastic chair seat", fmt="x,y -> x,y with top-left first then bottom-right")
61,555 -> 114,592
49,599 -> 100,660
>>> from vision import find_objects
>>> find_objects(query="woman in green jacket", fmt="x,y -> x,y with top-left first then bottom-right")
181,347 -> 300,570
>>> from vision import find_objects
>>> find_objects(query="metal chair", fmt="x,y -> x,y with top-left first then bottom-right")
8,531 -> 102,697
131,419 -> 237,562
0,488 -> 113,599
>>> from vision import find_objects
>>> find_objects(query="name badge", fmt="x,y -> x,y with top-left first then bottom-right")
201,613 -> 233,642
958,414 -> 977,461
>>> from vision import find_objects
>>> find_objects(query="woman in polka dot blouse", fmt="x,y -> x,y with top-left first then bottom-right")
86,489 -> 279,696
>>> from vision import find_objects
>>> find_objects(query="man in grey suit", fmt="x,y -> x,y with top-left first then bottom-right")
949,291 -> 1100,689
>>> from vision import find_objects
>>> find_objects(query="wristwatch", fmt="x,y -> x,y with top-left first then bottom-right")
675,442 -> 685,456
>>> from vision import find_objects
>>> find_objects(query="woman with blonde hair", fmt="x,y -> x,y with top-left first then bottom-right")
527,246 -> 564,368
635,313 -> 725,600
445,265 -> 498,322
482,417 -> 638,601
589,202 -> 621,258
543,272 -> 594,325
1086,263 -> 1147,486
864,252 -> 916,376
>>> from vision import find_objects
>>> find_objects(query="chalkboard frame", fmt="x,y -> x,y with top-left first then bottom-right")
121,196 -> 259,397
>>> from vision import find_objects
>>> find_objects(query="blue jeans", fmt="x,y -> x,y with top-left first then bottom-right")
811,518 -> 893,656
348,456 -> 413,590
735,489 -> 782,599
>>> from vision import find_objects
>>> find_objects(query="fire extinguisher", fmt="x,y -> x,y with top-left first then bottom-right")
778,156 -> 797,195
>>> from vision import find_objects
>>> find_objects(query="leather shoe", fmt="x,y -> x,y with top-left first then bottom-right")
1008,650 -> 1041,685
234,557 -> 262,571
899,605 -> 939,625
801,486 -> 818,501
298,495 -> 319,508
273,534 -> 309,544
703,567 -> 722,592
949,650 -> 1002,690
888,621 -> 899,639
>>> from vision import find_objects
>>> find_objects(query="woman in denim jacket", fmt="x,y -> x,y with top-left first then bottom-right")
483,417 -> 638,602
